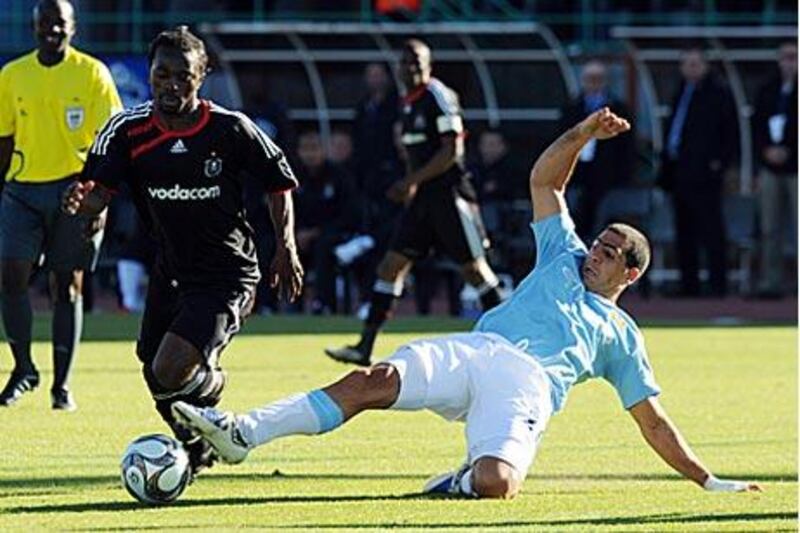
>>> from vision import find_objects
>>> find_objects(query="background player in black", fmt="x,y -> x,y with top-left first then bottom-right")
326,39 -> 504,366
62,26 -> 303,474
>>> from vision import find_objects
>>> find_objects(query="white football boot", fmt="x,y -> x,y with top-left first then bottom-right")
171,402 -> 250,464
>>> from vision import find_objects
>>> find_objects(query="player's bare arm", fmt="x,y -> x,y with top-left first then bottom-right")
629,396 -> 762,492
530,107 -> 629,222
266,190 -> 303,302
386,133 -> 460,203
61,180 -> 111,217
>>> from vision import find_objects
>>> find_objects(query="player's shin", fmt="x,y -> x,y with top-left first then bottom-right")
237,389 -> 344,447
359,280 -> 402,354
143,363 -> 225,468
1,292 -> 35,374
52,296 -> 82,393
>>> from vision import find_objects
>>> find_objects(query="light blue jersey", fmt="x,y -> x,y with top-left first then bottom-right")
474,212 -> 660,413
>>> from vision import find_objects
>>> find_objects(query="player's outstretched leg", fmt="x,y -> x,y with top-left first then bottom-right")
173,364 -> 401,463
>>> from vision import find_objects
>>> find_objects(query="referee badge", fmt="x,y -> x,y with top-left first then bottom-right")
204,155 -> 223,178
65,106 -> 85,131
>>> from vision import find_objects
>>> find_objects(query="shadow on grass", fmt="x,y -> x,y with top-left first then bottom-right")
255,512 -> 799,529
0,472 -> 429,496
2,470 -> 794,498
6,492 -> 435,514
50,512 -> 800,531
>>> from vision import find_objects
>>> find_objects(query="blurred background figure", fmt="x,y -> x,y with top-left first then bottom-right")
752,41 -> 797,299
293,130 -> 362,315
560,59 -> 634,243
350,62 -> 404,309
328,128 -> 355,172
659,47 -> 738,298
245,87 -> 296,315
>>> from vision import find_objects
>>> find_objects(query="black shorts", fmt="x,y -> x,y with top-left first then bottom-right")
0,180 -> 103,271
390,187 -> 489,263
136,270 -> 255,368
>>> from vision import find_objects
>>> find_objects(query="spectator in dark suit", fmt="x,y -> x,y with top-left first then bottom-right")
659,48 -> 738,297
753,42 -> 797,298
294,131 -> 361,314
560,60 -> 635,242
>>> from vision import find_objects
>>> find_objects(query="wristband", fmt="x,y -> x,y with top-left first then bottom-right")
703,475 -> 749,492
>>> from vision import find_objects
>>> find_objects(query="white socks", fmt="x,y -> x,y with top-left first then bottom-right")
237,390 -> 344,447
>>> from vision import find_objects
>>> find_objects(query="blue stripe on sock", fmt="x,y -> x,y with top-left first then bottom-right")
307,390 -> 344,433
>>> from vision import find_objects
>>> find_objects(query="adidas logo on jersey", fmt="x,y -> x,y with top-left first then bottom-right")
170,139 -> 188,154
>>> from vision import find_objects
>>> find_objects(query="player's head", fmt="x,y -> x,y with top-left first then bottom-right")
778,41 -> 797,81
147,26 -> 208,116
33,0 -> 75,56
580,60 -> 607,95
400,39 -> 432,89
679,47 -> 708,83
582,223 -> 650,300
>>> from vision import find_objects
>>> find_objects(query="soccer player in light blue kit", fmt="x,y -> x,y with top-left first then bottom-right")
173,108 -> 761,497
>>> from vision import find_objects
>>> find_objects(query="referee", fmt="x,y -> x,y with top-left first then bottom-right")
0,0 -> 121,410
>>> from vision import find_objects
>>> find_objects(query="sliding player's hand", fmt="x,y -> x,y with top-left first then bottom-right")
579,107 -> 630,141
269,243 -> 304,302
703,476 -> 763,493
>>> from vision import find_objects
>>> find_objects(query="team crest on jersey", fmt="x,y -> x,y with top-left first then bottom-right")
204,156 -> 223,178
413,114 -> 426,129
65,106 -> 85,131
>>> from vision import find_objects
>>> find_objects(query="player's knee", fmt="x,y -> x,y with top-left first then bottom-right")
459,261 -> 484,286
472,458 -> 522,499
151,353 -> 198,391
376,252 -> 411,283
337,365 -> 399,409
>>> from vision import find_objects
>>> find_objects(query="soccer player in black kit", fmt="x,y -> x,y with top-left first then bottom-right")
62,26 -> 303,474
326,39 -> 504,366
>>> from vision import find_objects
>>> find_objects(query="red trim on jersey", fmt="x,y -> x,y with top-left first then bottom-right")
402,83 -> 428,105
152,100 -> 210,135
130,100 -> 211,159
127,117 -> 157,138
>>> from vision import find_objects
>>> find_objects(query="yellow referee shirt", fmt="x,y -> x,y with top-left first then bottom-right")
0,46 -> 122,183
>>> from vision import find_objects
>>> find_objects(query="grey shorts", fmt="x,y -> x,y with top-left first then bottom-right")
0,179 -> 103,271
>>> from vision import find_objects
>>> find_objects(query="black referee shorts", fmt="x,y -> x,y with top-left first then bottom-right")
390,187 -> 489,264
136,269 -> 255,368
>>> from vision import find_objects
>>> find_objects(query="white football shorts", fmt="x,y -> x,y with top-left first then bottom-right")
382,332 -> 552,475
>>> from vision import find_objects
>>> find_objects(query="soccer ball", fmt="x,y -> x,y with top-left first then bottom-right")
121,433 -> 191,505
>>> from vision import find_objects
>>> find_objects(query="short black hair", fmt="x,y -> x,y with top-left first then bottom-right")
147,25 -> 208,73
606,222 -> 651,274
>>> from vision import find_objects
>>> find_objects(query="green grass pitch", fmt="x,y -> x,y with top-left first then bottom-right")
0,315 -> 796,531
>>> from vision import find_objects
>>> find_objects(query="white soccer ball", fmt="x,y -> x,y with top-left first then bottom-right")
121,433 -> 191,505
